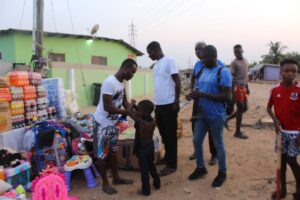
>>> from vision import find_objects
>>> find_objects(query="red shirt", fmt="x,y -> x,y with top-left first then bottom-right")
268,82 -> 300,131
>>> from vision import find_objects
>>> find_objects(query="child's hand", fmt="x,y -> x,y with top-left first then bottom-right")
274,119 -> 282,135
127,99 -> 136,111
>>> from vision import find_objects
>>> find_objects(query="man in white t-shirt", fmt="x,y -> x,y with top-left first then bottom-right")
93,58 -> 137,194
147,41 -> 181,176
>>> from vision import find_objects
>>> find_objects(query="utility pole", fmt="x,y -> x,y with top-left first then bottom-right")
128,20 -> 136,47
32,0 -> 46,76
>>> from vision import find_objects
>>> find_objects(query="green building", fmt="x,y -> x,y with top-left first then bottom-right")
0,29 -> 154,106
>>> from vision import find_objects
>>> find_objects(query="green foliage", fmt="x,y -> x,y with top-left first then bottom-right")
261,41 -> 286,64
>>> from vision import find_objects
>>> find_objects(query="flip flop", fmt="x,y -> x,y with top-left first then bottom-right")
270,190 -> 286,199
159,167 -> 176,177
234,132 -> 248,139
102,186 -> 117,195
112,178 -> 134,185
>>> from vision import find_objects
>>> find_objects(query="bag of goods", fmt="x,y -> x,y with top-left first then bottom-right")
24,100 -> 37,112
0,102 -> 12,133
10,101 -> 25,116
0,87 -> 12,102
23,85 -> 37,100
37,98 -> 48,110
47,106 -> 57,120
8,71 -> 29,86
28,72 -> 42,86
25,111 -> 37,126
36,85 -> 47,98
11,115 -> 25,129
10,86 -> 24,100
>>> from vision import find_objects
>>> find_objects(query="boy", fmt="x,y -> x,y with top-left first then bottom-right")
126,100 -> 161,196
267,58 -> 300,200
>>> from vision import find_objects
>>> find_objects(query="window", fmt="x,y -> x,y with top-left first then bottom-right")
91,56 -> 107,65
0,52 -> 2,60
48,53 -> 65,62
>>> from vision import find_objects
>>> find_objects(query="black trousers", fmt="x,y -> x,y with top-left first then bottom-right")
137,143 -> 159,194
192,120 -> 217,157
155,103 -> 178,169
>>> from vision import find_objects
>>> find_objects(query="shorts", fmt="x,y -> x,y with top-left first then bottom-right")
275,130 -> 300,157
93,121 -> 119,159
234,86 -> 248,102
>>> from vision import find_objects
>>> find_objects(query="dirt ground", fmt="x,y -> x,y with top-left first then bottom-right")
67,82 -> 298,200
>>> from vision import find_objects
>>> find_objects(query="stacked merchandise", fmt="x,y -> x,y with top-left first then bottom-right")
3,71 -> 58,130
42,78 -> 66,119
0,77 -> 12,133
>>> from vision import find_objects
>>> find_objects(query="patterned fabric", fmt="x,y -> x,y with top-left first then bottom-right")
93,121 -> 119,159
275,131 -> 300,157
31,131 -> 68,175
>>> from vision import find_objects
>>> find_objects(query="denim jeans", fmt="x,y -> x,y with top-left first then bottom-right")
193,116 -> 226,172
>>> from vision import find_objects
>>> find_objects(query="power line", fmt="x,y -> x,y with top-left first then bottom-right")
19,0 -> 26,28
135,0 -> 176,27
137,0 -> 186,30
50,0 -> 57,32
66,0 -> 89,103
138,0 -> 207,33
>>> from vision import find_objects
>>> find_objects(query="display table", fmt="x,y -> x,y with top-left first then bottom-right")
0,128 -> 26,152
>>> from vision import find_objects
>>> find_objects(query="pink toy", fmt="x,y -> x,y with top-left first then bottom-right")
31,166 -> 78,200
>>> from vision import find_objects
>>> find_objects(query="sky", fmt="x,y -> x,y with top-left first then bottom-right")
1,0 -> 300,68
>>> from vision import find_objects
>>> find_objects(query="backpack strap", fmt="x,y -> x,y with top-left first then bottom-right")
216,67 -> 223,84
195,66 -> 205,79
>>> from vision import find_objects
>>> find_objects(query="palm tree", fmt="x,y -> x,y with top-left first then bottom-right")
264,41 -> 287,64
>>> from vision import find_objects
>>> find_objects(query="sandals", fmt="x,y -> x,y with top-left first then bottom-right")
102,185 -> 117,195
112,178 -> 134,185
271,190 -> 286,199
234,132 -> 248,139
159,167 -> 176,177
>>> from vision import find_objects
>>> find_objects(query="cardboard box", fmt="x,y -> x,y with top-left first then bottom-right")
117,137 -> 161,170
0,102 -> 12,133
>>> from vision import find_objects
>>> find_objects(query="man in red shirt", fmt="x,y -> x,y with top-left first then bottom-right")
267,58 -> 300,200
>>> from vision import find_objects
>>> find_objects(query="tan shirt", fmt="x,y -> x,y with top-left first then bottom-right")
231,58 -> 248,87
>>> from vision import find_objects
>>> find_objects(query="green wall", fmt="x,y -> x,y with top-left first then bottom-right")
10,32 -> 139,67
0,34 -> 16,62
51,67 -> 154,106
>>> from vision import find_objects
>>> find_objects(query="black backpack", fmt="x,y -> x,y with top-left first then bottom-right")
195,66 -> 234,116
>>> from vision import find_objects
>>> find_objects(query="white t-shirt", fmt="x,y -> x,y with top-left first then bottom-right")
153,56 -> 179,105
94,75 -> 125,126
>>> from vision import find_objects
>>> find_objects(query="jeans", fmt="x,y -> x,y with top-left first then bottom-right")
193,116 -> 226,172
192,120 -> 217,157
155,103 -> 178,169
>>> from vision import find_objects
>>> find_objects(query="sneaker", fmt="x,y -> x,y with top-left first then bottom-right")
188,167 -> 208,180
208,156 -> 218,165
212,171 -> 226,188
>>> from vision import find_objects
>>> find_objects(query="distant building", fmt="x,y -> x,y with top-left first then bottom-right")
250,63 -> 280,81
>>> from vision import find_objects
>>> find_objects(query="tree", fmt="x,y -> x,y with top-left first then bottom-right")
261,41 -> 287,64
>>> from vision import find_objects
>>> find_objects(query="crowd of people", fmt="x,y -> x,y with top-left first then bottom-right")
92,41 -> 300,199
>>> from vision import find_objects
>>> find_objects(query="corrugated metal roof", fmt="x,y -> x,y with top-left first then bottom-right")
251,63 -> 280,72
0,28 -> 144,56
